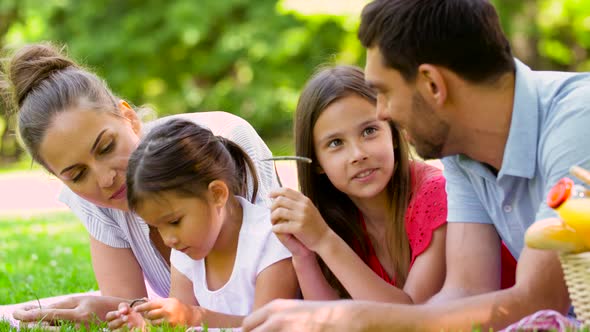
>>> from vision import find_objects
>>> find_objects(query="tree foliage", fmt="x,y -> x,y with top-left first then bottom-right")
36,0 -> 361,138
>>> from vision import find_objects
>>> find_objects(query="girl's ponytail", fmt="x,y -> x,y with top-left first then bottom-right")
218,136 -> 259,204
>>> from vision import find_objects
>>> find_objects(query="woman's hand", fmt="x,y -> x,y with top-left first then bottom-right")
13,295 -> 123,327
270,188 -> 333,253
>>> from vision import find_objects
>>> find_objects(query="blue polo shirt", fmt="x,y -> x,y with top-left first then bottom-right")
442,60 -> 590,259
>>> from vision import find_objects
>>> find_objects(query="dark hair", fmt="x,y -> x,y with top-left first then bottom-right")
126,119 -> 259,211
1,42 -> 122,168
358,0 -> 515,83
295,65 -> 412,296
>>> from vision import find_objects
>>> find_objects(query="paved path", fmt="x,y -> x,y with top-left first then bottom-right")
0,164 -> 300,217
0,171 -> 68,216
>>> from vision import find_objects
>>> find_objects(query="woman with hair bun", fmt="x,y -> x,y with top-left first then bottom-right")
1,42 -> 282,327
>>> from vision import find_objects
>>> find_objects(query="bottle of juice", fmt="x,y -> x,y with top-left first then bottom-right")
547,177 -> 590,246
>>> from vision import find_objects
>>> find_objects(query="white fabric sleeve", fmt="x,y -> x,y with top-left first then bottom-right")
256,230 -> 293,275
58,187 -> 130,248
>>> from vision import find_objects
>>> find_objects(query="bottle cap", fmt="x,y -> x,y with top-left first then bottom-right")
547,177 -> 574,208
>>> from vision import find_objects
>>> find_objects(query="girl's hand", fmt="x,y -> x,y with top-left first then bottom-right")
274,233 -> 314,258
270,188 -> 333,253
132,297 -> 196,327
105,301 -> 146,330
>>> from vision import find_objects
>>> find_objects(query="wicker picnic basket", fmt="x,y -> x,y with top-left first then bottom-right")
559,251 -> 590,325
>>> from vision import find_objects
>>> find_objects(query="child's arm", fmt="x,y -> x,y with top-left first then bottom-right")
136,258 -> 299,328
105,267 -> 199,329
274,233 -> 339,300
271,187 -> 443,304
402,225 -> 446,303
169,266 -> 198,305
132,267 -> 245,328
132,297 -> 245,328
315,225 -> 446,304
253,258 -> 300,309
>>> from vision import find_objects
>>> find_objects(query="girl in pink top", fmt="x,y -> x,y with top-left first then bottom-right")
355,161 -> 446,287
270,65 -> 448,303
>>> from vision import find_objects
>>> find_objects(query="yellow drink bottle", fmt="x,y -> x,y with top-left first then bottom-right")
547,177 -> 590,247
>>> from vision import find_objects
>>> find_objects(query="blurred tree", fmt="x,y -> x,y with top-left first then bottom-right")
0,0 -> 23,163
493,0 -> 590,71
41,0 -> 362,140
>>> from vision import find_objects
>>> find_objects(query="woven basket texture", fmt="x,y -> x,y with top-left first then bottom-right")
560,252 -> 590,326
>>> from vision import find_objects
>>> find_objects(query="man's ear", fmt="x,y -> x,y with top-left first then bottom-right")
118,100 -> 141,134
208,180 -> 230,210
417,64 -> 447,107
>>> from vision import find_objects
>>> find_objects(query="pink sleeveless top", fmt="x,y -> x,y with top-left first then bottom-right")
354,161 -> 517,288
355,162 -> 446,286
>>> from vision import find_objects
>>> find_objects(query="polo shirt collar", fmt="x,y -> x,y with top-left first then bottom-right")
498,59 -> 539,180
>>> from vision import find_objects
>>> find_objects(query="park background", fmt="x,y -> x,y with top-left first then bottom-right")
0,0 -> 590,323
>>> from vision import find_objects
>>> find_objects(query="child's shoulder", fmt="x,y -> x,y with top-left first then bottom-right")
235,196 -> 291,270
237,196 -> 272,235
410,161 -> 445,191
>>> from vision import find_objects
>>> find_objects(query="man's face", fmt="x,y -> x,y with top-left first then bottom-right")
364,47 -> 450,159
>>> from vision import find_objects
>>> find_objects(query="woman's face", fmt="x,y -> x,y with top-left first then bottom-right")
39,103 -> 141,211
312,94 -> 395,202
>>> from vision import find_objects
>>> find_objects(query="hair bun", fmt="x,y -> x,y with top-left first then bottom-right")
7,43 -> 78,107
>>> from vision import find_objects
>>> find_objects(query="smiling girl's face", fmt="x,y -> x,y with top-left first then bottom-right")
38,104 -> 141,211
312,94 -> 395,202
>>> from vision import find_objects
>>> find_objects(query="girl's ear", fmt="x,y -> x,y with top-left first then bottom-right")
208,180 -> 230,209
119,100 -> 141,135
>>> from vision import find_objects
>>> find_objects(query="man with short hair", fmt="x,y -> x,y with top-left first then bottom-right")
242,1 -> 590,330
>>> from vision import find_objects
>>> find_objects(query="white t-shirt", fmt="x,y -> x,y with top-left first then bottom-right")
171,196 -> 292,316
58,111 -> 280,297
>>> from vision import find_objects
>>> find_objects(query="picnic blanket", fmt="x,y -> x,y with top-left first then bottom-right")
501,309 -> 580,332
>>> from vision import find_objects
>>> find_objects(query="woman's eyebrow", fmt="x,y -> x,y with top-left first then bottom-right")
59,129 -> 107,175
90,129 -> 108,154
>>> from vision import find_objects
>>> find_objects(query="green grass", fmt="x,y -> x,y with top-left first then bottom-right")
0,212 -> 238,331
0,212 -> 97,304
0,319 -> 230,331
0,320 -> 200,331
